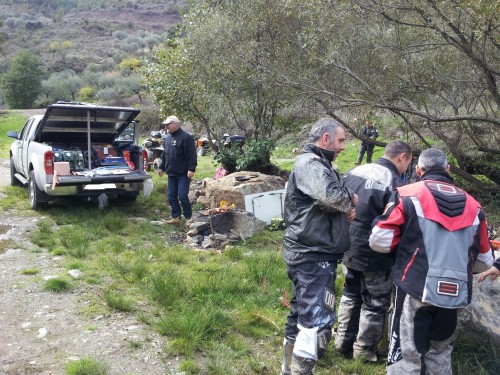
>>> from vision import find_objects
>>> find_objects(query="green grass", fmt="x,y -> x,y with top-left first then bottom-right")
0,111 -> 25,158
0,111 -> 496,373
21,268 -> 40,275
103,289 -> 134,312
65,357 -> 108,375
43,277 -> 71,292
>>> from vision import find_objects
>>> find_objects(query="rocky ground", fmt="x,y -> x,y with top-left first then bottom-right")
0,158 -> 174,375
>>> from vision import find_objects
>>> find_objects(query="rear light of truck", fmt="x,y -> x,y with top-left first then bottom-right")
44,150 -> 54,175
142,150 -> 148,171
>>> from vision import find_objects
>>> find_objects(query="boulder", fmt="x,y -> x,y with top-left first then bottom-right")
457,275 -> 500,344
205,171 -> 285,209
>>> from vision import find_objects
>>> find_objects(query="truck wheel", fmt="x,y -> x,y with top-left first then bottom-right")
153,158 -> 162,172
10,157 -> 21,186
29,170 -> 48,210
196,146 -> 206,157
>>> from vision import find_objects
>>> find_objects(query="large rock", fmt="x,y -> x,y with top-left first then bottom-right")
205,171 -> 285,209
210,209 -> 267,240
457,275 -> 500,344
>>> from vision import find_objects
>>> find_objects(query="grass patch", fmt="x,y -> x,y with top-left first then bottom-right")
452,333 -> 500,375
65,357 -> 108,375
103,289 -> 134,312
179,359 -> 201,374
157,300 -> 229,356
147,268 -> 188,309
43,277 -> 71,292
0,112 -> 26,157
31,219 -> 58,250
21,268 -> 40,275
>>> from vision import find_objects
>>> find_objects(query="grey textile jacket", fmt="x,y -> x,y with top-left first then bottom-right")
283,144 -> 355,265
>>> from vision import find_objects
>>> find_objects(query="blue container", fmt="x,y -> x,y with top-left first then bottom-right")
102,157 -> 126,164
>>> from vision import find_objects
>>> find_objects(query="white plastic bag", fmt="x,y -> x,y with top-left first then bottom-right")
142,179 -> 153,197
294,324 -> 319,360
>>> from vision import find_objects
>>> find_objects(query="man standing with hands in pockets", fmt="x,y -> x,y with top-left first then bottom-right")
158,115 -> 197,224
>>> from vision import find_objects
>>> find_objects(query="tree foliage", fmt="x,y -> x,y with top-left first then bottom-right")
1,50 -> 46,109
143,1 -> 301,144
40,69 -> 82,102
145,0 -> 499,192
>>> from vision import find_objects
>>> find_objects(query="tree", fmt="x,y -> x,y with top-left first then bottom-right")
276,0 -> 500,191
41,69 -> 82,102
143,1 -> 300,143
1,50 -> 45,108
143,40 -> 220,145
144,0 -> 499,191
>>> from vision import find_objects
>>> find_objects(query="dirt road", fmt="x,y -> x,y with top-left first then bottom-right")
0,160 -> 171,375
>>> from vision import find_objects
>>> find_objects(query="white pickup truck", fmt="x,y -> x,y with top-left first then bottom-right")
8,102 -> 152,210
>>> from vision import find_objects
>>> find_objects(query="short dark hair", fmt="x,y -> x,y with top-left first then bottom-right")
308,118 -> 344,143
384,140 -> 412,159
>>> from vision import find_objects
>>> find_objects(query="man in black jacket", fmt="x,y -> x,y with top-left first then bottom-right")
355,119 -> 379,164
335,140 -> 412,362
281,118 -> 358,375
158,115 -> 197,224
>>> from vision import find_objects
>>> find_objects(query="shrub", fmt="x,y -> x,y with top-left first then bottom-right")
214,139 -> 275,173
213,146 -> 240,173
112,30 -> 128,40
78,86 -> 96,102
236,138 -> 275,172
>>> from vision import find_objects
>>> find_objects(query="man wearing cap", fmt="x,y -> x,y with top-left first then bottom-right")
158,116 -> 197,224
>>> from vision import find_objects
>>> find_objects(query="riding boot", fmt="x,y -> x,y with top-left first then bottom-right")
280,338 -> 295,375
290,354 -> 316,375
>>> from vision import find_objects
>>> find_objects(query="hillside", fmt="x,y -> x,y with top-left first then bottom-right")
0,1 -> 185,75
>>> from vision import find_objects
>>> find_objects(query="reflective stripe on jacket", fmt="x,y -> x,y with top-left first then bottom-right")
369,171 -> 492,308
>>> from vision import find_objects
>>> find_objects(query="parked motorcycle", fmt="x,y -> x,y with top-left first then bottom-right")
142,131 -> 164,171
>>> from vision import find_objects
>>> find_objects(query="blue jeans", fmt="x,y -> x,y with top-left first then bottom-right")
167,175 -> 192,219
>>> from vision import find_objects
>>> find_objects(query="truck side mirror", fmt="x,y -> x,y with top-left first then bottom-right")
7,131 -> 19,139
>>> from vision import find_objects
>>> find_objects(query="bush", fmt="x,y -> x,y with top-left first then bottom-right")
236,138 -> 275,171
112,30 -> 128,40
214,139 -> 275,173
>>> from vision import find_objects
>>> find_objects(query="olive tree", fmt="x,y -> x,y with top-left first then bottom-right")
143,1 -> 300,142
144,0 -> 499,191
41,69 -> 83,102
262,0 -> 500,191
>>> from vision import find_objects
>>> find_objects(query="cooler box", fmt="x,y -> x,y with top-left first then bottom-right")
53,150 -> 85,172
101,156 -> 126,165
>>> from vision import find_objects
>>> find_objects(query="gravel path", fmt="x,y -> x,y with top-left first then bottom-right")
0,159 -> 172,375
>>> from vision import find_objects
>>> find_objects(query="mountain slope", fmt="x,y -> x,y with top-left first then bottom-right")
0,1 -> 184,74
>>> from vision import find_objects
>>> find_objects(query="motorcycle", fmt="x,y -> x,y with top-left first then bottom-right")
142,131 -> 164,171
